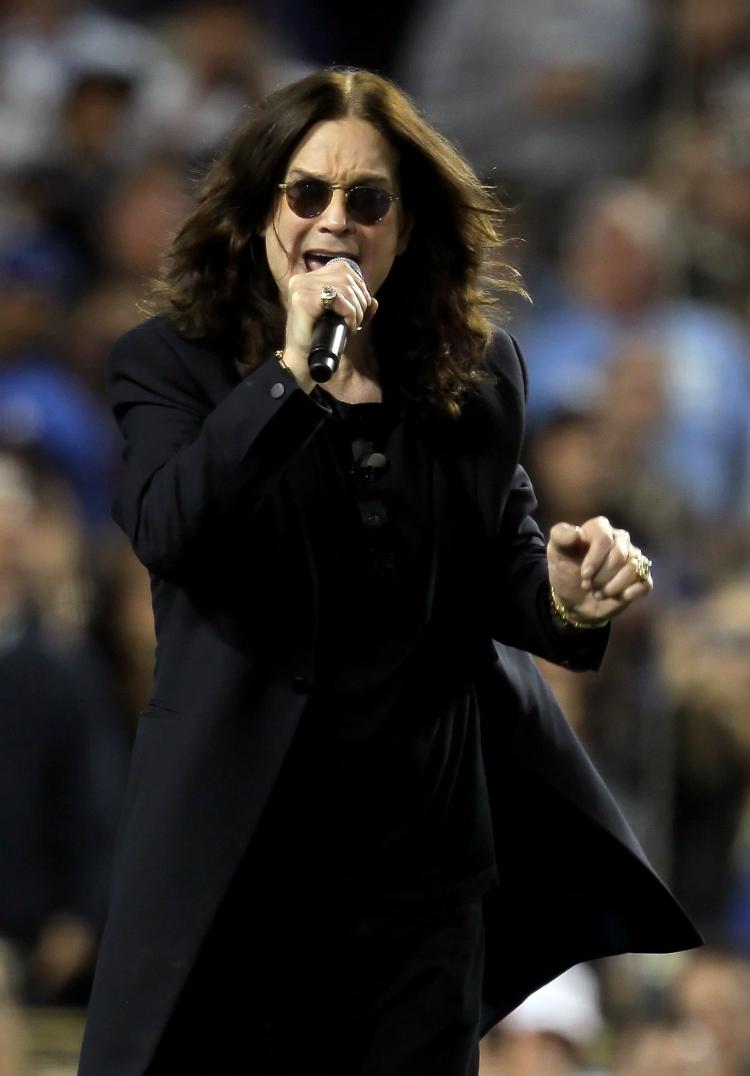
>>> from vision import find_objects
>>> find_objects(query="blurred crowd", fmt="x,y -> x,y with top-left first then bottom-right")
0,0 -> 749,1072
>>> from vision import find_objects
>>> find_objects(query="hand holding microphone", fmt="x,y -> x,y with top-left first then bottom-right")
281,257 -> 376,391
308,257 -> 364,383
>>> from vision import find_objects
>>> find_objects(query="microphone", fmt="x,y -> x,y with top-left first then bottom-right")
308,257 -> 363,383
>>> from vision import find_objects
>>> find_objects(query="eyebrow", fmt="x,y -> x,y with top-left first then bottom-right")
286,167 -> 393,187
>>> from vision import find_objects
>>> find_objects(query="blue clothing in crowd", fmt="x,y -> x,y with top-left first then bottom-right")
521,298 -> 750,520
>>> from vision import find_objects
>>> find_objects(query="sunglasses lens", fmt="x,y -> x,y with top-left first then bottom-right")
286,180 -> 331,218
348,187 -> 392,224
284,181 -> 393,224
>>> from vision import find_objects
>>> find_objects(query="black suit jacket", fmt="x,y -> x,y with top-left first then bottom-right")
78,316 -> 700,1075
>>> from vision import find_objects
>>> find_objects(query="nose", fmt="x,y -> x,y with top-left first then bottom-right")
318,187 -> 351,232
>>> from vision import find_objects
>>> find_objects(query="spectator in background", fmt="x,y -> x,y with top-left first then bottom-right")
670,950 -> 750,1075
98,156 -> 193,294
16,69 -> 137,296
398,0 -> 661,260
17,460 -> 94,648
592,340 -> 707,592
651,0 -> 750,320
0,941 -> 25,1076
0,0 -> 188,172
65,280 -> 145,405
611,1019 -> 720,1075
521,408 -> 603,544
0,0 -> 309,181
660,580 -> 750,942
671,0 -> 750,112
20,458 -> 136,959
3,7 -> 307,293
654,97 -> 750,319
518,182 -> 750,528
0,452 -> 98,1005
88,532 -> 155,730
0,236 -> 116,524
160,2 -> 311,165
480,964 -> 604,1075
162,3 -> 266,160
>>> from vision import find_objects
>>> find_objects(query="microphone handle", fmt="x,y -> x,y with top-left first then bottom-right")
308,312 -> 348,383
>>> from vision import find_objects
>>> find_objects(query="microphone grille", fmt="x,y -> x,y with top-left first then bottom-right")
326,256 -> 363,279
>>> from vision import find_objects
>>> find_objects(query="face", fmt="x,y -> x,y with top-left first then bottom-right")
263,117 -> 412,307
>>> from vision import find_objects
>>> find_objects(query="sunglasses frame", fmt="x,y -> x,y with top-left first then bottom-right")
277,179 -> 399,225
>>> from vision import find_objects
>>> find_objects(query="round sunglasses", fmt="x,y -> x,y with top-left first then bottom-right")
277,178 -> 399,225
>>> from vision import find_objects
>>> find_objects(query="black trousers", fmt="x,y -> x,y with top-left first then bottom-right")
146,865 -> 485,1076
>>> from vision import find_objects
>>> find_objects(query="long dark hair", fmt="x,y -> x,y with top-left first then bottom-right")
147,68 -> 526,416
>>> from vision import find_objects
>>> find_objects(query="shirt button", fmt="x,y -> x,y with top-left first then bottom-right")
270,382 -> 285,399
366,512 -> 383,528
356,452 -> 389,484
362,452 -> 388,472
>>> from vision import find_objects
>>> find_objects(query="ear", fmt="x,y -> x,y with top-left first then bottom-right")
396,211 -> 414,256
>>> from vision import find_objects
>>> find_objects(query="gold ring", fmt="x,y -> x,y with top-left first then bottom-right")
320,284 -> 337,311
630,551 -> 652,582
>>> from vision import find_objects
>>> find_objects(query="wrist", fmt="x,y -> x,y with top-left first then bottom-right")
275,348 -> 315,394
549,584 -> 610,631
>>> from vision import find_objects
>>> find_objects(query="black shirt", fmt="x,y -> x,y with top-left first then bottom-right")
253,386 -> 497,904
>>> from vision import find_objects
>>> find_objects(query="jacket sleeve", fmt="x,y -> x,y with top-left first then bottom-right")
487,331 -> 609,670
107,318 -> 330,579
489,464 -> 609,670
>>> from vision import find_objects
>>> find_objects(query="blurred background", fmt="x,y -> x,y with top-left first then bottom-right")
0,0 -> 748,1072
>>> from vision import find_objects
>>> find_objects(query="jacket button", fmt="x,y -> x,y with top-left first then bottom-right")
270,382 -> 285,399
291,674 -> 312,694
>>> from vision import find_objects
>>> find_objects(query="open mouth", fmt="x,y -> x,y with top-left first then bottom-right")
303,252 -> 358,272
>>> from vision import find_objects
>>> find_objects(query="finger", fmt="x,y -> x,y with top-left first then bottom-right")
321,276 -> 370,326
305,269 -> 369,302
589,530 -> 630,592
362,296 -> 379,326
548,522 -> 584,552
309,284 -> 364,328
347,276 -> 371,308
332,289 -> 365,326
347,281 -> 370,324
334,294 -> 362,333
596,564 -> 636,600
330,270 -> 371,311
595,544 -> 651,599
579,517 -> 615,584
620,579 -> 654,604
329,271 -> 368,304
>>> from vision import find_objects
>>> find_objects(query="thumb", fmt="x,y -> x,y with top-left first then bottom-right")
548,522 -> 585,552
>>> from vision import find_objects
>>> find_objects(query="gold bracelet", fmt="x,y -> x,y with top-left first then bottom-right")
549,585 -> 610,630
